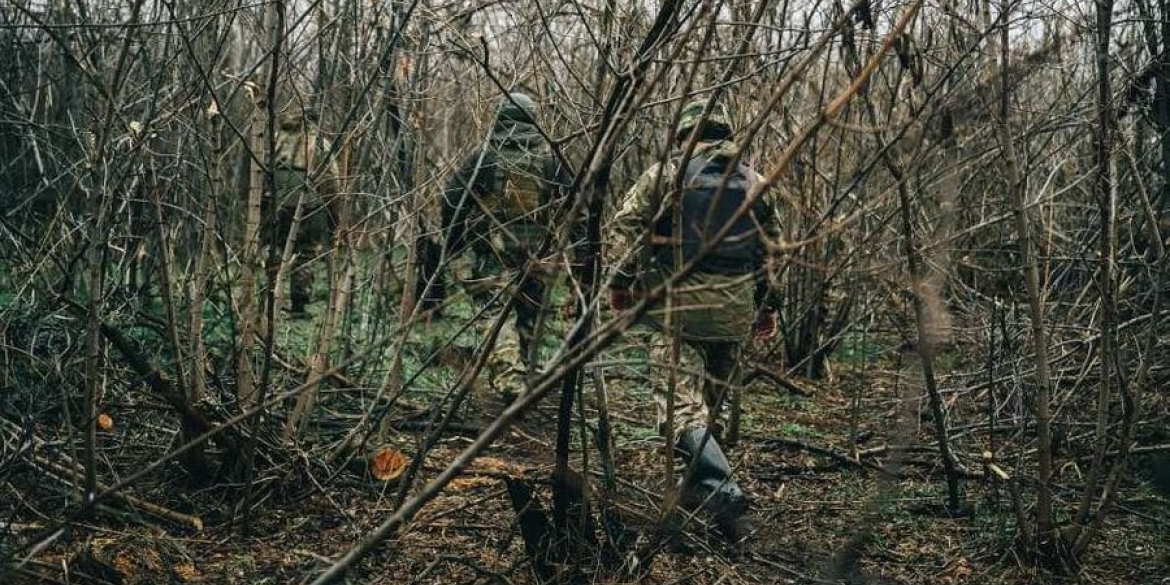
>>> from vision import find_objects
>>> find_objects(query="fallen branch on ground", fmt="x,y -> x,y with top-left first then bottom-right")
744,362 -> 815,397
0,418 -> 203,531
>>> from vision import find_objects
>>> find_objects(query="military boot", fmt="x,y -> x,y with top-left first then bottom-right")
676,426 -> 749,541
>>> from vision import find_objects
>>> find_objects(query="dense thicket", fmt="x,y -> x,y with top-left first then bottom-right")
1,0 -> 1167,582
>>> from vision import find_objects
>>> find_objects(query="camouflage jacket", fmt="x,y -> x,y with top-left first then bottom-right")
440,119 -> 572,262
607,139 -> 783,295
606,139 -> 784,339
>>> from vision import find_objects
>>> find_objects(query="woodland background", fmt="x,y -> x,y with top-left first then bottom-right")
1,0 -> 1168,583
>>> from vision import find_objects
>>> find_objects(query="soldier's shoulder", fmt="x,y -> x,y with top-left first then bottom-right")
639,159 -> 676,180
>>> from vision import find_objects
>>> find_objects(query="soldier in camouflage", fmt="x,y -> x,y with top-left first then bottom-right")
268,111 -> 339,317
606,98 -> 783,540
431,92 -> 572,399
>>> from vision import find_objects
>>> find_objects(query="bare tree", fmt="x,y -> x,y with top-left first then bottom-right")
2,1 -> 1167,583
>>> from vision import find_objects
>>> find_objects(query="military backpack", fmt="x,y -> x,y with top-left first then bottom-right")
651,154 -> 764,275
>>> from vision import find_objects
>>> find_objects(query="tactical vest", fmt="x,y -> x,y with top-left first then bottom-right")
479,145 -> 554,251
485,146 -> 550,220
651,155 -> 762,275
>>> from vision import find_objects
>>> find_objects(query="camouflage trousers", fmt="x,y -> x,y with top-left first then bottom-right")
453,250 -> 561,397
639,271 -> 756,441
648,334 -> 743,441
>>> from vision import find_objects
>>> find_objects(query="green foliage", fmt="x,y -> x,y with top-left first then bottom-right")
833,333 -> 885,365
613,422 -> 660,446
199,297 -> 237,349
933,350 -> 962,372
753,388 -> 810,411
0,289 -> 21,314
777,420 -> 828,442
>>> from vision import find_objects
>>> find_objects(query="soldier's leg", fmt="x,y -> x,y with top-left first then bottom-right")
458,250 -> 518,398
271,203 -> 309,315
652,336 -> 748,540
702,341 -> 744,441
484,312 -> 524,400
286,215 -> 313,313
514,272 -> 548,375
270,169 -> 312,315
487,271 -> 547,399
311,193 -> 339,302
648,332 -> 707,440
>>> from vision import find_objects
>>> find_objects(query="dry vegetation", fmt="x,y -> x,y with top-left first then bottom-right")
1,0 -> 1168,583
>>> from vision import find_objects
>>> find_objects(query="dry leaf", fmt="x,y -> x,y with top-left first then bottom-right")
474,456 -> 520,474
934,557 -> 972,584
448,476 -> 493,492
395,55 -> 413,84
172,562 -> 201,582
370,446 -> 406,482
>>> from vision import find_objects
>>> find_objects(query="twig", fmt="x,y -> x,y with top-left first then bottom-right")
413,487 -> 508,526
750,551 -> 835,584
743,362 -> 814,397
757,437 -> 899,476
1075,443 -> 1170,462
1,416 -> 202,531
273,351 -> 365,390
25,449 -> 203,532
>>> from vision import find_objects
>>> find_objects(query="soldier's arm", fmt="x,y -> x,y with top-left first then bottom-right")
548,159 -> 585,252
761,186 -> 786,251
607,162 -> 668,289
417,151 -> 487,312
440,150 -> 490,257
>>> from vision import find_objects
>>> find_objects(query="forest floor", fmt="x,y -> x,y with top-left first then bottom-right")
3,297 -> 1169,585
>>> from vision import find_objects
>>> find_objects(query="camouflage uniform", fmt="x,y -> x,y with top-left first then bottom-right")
268,113 -> 339,315
608,135 -> 783,439
606,99 -> 783,539
438,93 -> 572,397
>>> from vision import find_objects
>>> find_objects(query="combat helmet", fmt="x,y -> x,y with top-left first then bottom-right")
676,98 -> 733,140
496,92 -> 538,124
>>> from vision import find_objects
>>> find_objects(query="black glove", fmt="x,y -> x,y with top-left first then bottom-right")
610,287 -> 634,311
